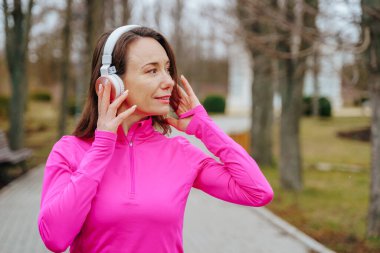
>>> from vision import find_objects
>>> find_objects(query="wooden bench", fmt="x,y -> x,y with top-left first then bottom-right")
0,130 -> 32,174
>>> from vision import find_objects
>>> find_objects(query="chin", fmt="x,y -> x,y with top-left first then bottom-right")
147,108 -> 170,116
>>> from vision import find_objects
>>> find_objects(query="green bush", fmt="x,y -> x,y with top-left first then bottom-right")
303,96 -> 332,117
0,96 -> 10,117
202,95 -> 226,114
319,97 -> 332,117
30,91 -> 52,102
68,98 -> 78,116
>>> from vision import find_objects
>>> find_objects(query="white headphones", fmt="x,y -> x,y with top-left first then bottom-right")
96,25 -> 141,101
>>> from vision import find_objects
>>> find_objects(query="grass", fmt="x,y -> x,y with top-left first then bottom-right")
300,117 -> 371,168
264,116 -> 378,253
1,101 -> 379,252
0,100 -> 76,172
232,115 -> 378,252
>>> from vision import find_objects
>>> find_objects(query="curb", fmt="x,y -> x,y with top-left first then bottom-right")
253,207 -> 336,253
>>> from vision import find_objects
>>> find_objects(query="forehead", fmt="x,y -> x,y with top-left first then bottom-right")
127,37 -> 169,66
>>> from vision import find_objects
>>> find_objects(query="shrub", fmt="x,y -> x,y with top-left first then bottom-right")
30,91 -> 52,102
202,95 -> 226,114
68,98 -> 78,116
0,96 -> 10,117
319,97 -> 332,117
303,96 -> 332,117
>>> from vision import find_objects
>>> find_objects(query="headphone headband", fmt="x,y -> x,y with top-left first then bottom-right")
101,24 -> 141,76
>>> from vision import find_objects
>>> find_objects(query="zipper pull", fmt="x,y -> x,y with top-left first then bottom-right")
129,141 -> 133,147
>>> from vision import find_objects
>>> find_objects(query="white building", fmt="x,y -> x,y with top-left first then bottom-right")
227,41 -> 346,116
226,41 -> 253,115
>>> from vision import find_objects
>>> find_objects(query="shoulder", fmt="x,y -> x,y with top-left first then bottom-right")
167,135 -> 209,161
48,135 -> 92,164
165,135 -> 192,149
53,135 -> 92,151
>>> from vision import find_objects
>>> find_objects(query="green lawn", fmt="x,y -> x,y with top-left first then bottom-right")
266,116 -> 379,253
1,101 -> 379,252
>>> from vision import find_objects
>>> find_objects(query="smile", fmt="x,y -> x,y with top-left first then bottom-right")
155,96 -> 170,104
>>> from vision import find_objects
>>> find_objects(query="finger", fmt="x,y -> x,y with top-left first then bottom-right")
113,105 -> 137,125
165,116 -> 180,129
100,82 -> 111,116
180,75 -> 201,106
97,83 -> 104,115
108,90 -> 129,115
177,85 -> 189,99
180,75 -> 195,97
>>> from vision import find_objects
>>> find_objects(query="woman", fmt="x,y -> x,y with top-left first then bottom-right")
38,25 -> 273,253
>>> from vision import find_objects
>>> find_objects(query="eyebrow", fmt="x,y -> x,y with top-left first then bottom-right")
142,60 -> 170,68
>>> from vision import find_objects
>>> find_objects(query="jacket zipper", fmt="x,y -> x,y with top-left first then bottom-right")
128,130 -> 137,199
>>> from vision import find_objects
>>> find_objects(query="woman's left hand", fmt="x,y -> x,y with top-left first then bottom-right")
166,75 -> 201,132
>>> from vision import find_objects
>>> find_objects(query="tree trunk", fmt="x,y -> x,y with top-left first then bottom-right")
368,75 -> 380,237
236,0 -> 276,167
280,58 -> 305,190
312,44 -> 320,117
250,54 -> 274,166
172,0 -> 184,70
122,0 -> 131,25
363,0 -> 380,237
278,0 -> 314,191
86,0 -> 105,57
105,0 -> 115,30
80,0 -> 105,116
3,0 -> 34,150
58,0 -> 73,138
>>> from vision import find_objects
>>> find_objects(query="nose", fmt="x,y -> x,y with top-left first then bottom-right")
160,71 -> 174,91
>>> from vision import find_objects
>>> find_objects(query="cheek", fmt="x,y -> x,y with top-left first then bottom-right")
127,89 -> 154,107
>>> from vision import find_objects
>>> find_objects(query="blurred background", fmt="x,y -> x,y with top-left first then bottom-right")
0,0 -> 380,252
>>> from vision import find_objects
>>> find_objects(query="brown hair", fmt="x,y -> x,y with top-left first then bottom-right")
72,26 -> 181,139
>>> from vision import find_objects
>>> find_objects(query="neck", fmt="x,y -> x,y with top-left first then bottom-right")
118,104 -> 149,133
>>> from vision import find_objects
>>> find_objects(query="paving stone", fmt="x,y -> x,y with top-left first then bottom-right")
0,115 -> 335,253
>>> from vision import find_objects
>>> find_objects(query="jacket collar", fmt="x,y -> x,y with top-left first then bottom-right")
116,116 -> 156,144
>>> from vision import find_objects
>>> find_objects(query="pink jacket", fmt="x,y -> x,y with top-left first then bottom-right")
38,105 -> 273,253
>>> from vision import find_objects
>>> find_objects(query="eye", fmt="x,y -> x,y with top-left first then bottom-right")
147,68 -> 157,74
165,66 -> 171,73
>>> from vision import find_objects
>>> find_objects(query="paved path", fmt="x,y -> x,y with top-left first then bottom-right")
0,115 -> 335,253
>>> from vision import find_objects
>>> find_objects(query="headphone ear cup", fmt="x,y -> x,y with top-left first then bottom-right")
95,75 -> 118,102
108,74 -> 125,99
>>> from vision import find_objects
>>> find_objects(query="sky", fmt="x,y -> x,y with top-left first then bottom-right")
0,0 -> 362,59
0,0 -> 232,59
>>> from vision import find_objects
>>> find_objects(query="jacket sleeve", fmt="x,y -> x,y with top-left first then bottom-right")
38,130 -> 117,253
181,105 -> 274,207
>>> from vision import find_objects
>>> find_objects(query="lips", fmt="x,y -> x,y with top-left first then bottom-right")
154,95 -> 171,100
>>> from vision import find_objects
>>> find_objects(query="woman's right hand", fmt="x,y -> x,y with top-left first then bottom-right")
96,82 -> 137,134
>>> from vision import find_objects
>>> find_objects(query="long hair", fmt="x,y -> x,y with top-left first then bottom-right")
72,26 -> 181,139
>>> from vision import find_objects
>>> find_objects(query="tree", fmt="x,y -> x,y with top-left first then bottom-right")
236,0 -> 276,167
104,0 -> 131,29
122,0 -> 131,25
171,0 -> 185,71
2,0 -> 34,150
277,0 -> 318,191
311,42 -> 320,117
58,0 -> 73,138
85,0 -> 105,57
79,0 -> 105,114
361,0 -> 380,238
235,0 -> 319,187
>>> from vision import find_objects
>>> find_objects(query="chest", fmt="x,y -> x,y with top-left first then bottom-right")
80,140 -> 196,227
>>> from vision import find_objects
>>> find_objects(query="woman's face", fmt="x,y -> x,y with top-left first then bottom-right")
122,37 -> 174,117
